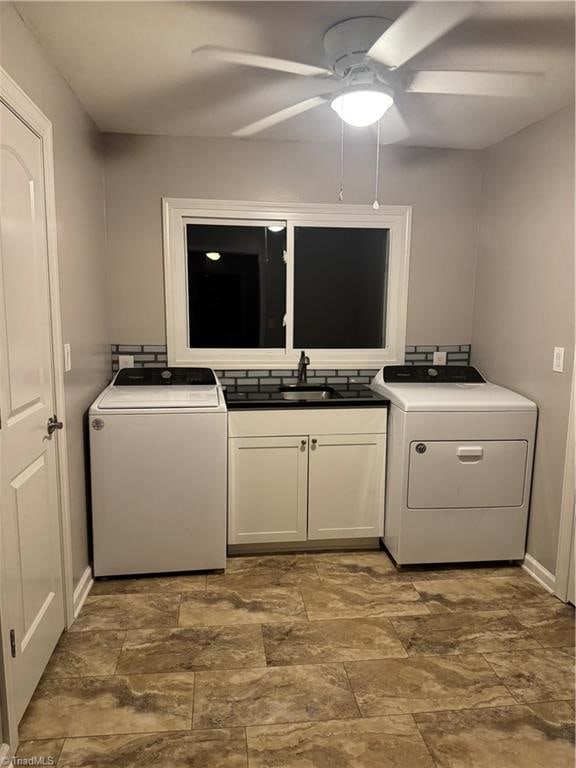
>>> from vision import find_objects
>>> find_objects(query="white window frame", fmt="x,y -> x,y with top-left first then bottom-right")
163,198 -> 412,369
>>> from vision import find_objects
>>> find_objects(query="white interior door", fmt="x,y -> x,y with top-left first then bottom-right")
0,101 -> 65,724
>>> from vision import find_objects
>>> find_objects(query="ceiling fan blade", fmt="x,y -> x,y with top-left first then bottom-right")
406,70 -> 544,97
367,2 -> 477,69
233,96 -> 329,137
378,104 -> 410,144
193,46 -> 332,78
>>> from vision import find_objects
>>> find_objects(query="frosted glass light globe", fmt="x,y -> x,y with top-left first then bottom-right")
331,89 -> 393,128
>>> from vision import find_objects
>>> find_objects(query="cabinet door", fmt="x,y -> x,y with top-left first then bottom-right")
308,434 -> 386,540
228,436 -> 309,544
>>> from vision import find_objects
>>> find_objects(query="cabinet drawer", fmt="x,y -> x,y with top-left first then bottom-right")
228,408 -> 387,437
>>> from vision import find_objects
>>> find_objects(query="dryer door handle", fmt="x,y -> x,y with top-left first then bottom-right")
457,446 -> 483,461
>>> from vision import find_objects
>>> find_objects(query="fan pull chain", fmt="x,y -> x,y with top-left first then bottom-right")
373,119 -> 381,210
338,116 -> 345,202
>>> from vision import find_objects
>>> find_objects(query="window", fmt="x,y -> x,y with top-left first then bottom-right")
293,226 -> 388,349
164,200 -> 411,368
186,222 -> 286,348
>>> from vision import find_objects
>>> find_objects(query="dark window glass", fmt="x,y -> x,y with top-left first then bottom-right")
293,227 -> 389,349
186,223 -> 286,348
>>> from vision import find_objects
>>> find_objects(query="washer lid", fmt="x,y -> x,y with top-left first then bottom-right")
99,385 -> 221,409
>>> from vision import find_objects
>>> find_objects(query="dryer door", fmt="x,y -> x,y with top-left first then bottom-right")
407,440 -> 528,509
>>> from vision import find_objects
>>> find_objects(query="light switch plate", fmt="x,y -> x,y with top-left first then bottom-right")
63,343 -> 72,372
118,354 -> 134,369
433,351 -> 447,365
553,347 -> 565,373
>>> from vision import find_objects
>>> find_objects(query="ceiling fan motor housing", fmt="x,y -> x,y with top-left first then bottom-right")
323,16 -> 393,77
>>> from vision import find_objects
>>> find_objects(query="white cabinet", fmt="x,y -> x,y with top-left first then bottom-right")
228,436 -> 308,544
228,409 -> 387,546
308,434 -> 386,539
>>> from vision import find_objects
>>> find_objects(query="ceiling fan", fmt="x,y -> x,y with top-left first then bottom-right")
192,2 -> 544,138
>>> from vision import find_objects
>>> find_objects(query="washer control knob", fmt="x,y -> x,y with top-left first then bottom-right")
427,368 -> 438,377
415,443 -> 427,454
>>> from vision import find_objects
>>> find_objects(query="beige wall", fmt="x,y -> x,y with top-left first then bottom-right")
0,4 -> 110,588
472,105 -> 575,575
103,133 -> 483,346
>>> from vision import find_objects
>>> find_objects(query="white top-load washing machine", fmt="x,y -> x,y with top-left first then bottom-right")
89,367 -> 227,576
371,365 -> 537,565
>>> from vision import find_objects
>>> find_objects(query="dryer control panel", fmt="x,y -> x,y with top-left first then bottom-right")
383,365 -> 485,384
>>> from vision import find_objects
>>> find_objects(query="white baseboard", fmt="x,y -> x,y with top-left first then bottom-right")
73,565 -> 93,618
0,742 -> 12,766
522,553 -> 556,593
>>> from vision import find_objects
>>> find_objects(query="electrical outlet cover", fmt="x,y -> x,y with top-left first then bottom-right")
118,354 -> 134,369
433,351 -> 447,365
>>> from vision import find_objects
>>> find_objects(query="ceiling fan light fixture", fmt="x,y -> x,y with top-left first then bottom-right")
330,87 -> 394,127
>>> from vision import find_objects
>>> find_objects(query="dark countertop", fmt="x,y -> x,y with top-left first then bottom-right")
224,382 -> 389,410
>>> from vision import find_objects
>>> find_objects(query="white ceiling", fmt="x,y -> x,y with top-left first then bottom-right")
16,1 -> 575,149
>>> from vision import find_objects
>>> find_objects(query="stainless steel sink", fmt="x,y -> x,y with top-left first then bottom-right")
279,385 -> 340,401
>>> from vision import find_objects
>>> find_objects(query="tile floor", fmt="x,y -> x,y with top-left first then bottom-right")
18,550 -> 576,767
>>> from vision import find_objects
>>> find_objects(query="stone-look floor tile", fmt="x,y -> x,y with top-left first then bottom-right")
263,618 -> 407,666
57,728 -> 247,767
345,655 -> 515,716
510,604 -> 576,647
208,555 -> 319,589
300,582 -> 429,619
16,739 -> 64,765
193,663 -> 359,728
315,561 -> 417,585
313,551 -> 396,568
247,715 -> 435,768
179,587 -> 306,626
414,701 -> 575,768
412,577 -> 547,613
43,631 -> 125,678
484,647 -> 575,703
316,557 -> 528,586
116,625 -> 265,673
391,611 -> 541,656
19,673 -> 195,739
71,594 -> 180,631
418,566 -> 531,581
90,574 -> 207,595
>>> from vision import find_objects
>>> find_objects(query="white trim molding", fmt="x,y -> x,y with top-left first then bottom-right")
163,198 -> 412,369
522,553 -> 556,594
554,350 -> 575,603
0,742 -> 11,767
73,567 -> 94,619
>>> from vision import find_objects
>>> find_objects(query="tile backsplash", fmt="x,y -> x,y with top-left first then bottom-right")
111,344 -> 471,385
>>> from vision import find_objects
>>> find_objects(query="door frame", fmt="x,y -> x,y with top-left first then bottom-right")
555,351 -> 575,603
0,66 -> 74,746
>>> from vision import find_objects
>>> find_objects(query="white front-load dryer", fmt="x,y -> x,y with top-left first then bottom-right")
371,365 -> 537,565
89,367 -> 227,576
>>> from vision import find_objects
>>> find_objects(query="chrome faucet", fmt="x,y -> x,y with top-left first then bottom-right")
297,350 -> 310,385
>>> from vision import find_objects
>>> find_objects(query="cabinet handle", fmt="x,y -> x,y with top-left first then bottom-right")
300,439 -> 307,451
311,438 -> 317,450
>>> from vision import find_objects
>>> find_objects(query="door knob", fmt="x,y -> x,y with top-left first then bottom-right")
46,415 -> 63,438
